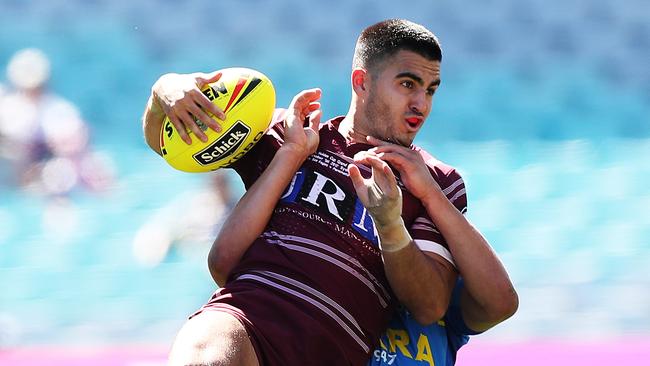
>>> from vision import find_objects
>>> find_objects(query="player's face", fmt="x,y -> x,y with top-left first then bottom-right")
363,50 -> 440,146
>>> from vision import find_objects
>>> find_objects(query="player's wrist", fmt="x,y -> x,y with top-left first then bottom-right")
147,92 -> 164,117
421,187 -> 457,219
376,218 -> 412,253
279,142 -> 311,161
415,178 -> 444,202
276,144 -> 309,167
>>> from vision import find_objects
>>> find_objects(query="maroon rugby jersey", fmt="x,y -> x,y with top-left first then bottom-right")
198,112 -> 467,365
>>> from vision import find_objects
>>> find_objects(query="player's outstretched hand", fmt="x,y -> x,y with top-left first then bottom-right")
281,88 -> 322,160
152,71 -> 227,144
364,136 -> 442,201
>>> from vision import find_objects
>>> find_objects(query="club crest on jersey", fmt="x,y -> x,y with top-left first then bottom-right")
193,120 -> 251,165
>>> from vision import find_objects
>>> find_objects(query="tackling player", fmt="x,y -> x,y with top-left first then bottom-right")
357,140 -> 517,366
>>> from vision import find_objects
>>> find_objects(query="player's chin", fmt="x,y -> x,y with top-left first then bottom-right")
384,130 -> 414,147
394,135 -> 414,147
400,126 -> 420,144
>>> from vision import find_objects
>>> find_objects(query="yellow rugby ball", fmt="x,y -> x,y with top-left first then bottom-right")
160,67 -> 275,172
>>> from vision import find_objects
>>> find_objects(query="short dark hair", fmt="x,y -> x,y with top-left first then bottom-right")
352,19 -> 442,72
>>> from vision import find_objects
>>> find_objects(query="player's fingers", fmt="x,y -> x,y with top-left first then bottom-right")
372,151 -> 407,170
371,157 -> 390,187
366,135 -> 393,147
308,109 -> 322,132
302,100 -> 320,118
308,101 -> 321,111
191,89 -> 226,121
178,111 -> 208,143
371,145 -> 419,168
352,150 -> 380,165
347,164 -> 368,201
198,71 -> 222,86
290,88 -> 322,111
366,155 -> 396,194
168,113 -> 192,145
369,142 -> 412,157
187,99 -> 222,133
383,163 -> 400,197
300,88 -> 322,101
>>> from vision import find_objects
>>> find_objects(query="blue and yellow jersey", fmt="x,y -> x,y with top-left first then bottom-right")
369,280 -> 480,366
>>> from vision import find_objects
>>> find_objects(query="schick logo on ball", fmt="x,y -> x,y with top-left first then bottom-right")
193,121 -> 251,165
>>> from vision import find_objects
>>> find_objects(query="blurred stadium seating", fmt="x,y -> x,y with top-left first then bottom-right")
0,0 -> 648,364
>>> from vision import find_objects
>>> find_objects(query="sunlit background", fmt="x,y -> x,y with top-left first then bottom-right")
0,0 -> 649,365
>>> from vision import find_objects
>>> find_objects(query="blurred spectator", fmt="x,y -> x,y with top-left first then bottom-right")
132,170 -> 237,267
0,48 -> 115,196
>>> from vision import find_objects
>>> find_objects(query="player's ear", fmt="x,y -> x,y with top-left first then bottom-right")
351,68 -> 368,96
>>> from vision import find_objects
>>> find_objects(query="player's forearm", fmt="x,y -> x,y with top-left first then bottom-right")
378,221 -> 456,325
208,147 -> 307,285
142,92 -> 164,155
422,190 -> 518,331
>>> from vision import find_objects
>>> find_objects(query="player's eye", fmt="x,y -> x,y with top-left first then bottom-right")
426,88 -> 436,96
400,80 -> 414,89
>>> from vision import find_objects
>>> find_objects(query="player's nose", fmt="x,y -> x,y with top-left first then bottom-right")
409,91 -> 428,116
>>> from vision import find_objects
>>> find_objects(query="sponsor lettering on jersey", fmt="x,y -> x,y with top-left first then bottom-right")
281,166 -> 379,245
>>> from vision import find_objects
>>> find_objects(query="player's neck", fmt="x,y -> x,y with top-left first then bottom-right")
340,111 -> 369,145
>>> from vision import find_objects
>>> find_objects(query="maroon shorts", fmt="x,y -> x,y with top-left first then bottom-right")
191,280 -> 369,366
